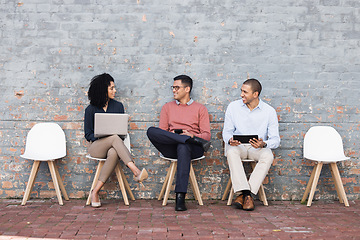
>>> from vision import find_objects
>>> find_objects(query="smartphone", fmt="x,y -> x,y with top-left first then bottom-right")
174,129 -> 183,134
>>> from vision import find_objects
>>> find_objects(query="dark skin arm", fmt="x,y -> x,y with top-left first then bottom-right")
228,137 -> 266,149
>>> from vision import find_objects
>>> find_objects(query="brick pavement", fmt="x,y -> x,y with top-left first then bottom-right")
0,199 -> 359,239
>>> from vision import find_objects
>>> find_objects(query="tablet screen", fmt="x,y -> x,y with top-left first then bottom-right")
233,135 -> 258,143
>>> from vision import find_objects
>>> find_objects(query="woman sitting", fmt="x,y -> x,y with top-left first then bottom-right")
84,73 -> 148,207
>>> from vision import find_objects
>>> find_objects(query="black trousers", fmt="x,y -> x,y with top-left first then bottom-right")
146,127 -> 204,193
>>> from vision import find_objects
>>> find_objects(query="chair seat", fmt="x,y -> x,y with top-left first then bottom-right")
159,154 -> 205,162
158,155 -> 205,206
86,154 -> 106,161
221,159 -> 268,206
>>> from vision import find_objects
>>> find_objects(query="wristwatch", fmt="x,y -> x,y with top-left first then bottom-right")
263,143 -> 267,148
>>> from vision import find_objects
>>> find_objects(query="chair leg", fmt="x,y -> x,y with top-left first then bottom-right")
119,166 -> 135,201
329,163 -> 343,204
258,184 -> 268,206
21,161 -> 41,205
227,186 -> 234,206
307,162 -> 323,207
47,161 -> 64,205
222,178 -> 232,201
189,163 -> 203,205
114,164 -> 129,206
158,163 -> 172,201
26,161 -> 41,202
329,162 -> 349,207
86,161 -> 104,206
53,161 -> 69,201
250,162 -> 268,206
301,163 -> 317,204
189,175 -> 198,201
162,162 -> 177,206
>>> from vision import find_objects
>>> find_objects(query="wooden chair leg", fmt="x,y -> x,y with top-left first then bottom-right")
258,184 -> 268,206
119,166 -> 135,201
53,161 -> 69,201
162,162 -> 177,206
189,163 -> 203,205
307,162 -> 323,207
250,162 -> 268,206
222,178 -> 232,201
189,174 -> 198,201
26,161 -> 41,202
22,161 -> 41,205
329,162 -> 349,207
329,163 -> 343,203
227,186 -> 234,206
301,163 -> 317,204
48,161 -> 64,205
158,163 -> 172,201
114,164 -> 129,206
86,161 -> 104,205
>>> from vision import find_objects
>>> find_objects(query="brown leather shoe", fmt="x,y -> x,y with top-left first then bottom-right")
233,194 -> 244,209
243,195 -> 255,211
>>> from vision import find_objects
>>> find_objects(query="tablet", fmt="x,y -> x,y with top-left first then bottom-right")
233,135 -> 258,143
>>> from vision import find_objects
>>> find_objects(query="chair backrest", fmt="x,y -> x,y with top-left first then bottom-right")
303,126 -> 349,162
123,133 -> 131,152
21,123 -> 66,161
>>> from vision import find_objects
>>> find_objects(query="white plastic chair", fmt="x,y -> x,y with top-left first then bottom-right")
21,123 -> 69,205
85,134 -> 135,206
301,126 -> 350,207
158,155 -> 205,206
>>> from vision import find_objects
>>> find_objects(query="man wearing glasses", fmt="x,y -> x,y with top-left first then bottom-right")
147,75 -> 211,211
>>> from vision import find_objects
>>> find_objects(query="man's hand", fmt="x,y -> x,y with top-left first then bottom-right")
249,138 -> 265,149
228,137 -> 241,146
181,129 -> 194,138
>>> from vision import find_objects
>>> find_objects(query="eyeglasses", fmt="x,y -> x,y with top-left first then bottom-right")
171,86 -> 186,91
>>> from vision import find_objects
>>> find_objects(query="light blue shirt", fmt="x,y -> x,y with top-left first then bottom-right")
222,99 -> 280,149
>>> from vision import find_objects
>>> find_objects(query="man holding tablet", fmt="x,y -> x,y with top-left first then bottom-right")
222,78 -> 280,211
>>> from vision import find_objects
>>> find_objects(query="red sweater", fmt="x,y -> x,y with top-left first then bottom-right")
159,101 -> 211,141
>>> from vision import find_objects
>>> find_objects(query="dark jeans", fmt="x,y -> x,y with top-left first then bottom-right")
146,127 -> 204,193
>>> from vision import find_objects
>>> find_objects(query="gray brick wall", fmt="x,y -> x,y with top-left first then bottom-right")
1,0 -> 359,201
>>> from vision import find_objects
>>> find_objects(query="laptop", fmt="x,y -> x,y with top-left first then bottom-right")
94,113 -> 129,138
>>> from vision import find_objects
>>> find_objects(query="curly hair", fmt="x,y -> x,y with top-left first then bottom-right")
88,73 -> 114,108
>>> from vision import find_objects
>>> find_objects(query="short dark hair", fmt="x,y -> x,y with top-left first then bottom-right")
174,75 -> 193,93
243,78 -> 262,96
88,73 -> 114,108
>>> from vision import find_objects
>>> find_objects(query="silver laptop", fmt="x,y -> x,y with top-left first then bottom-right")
94,113 -> 129,137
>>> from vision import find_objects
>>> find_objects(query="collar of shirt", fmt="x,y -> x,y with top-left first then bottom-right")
241,99 -> 264,111
176,98 -> 194,105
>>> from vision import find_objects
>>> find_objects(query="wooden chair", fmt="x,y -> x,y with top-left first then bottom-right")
221,159 -> 268,206
21,123 -> 69,205
301,126 -> 349,207
158,155 -> 205,206
86,134 -> 135,206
